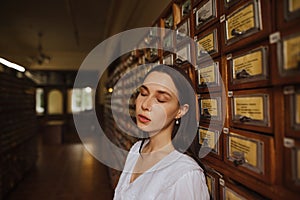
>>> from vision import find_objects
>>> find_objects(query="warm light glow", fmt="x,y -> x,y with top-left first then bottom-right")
0,57 -> 25,72
108,88 -> 113,93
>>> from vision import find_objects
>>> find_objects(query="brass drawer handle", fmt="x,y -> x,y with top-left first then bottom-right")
236,69 -> 251,79
232,151 -> 245,166
239,115 -> 252,122
231,29 -> 244,36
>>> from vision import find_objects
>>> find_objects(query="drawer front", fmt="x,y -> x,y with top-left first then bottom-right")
274,30 -> 300,85
193,0 -> 218,33
226,42 -> 270,90
199,92 -> 224,124
283,138 -> 300,192
196,58 -> 223,93
224,128 -> 274,183
284,85 -> 300,139
198,124 -> 223,159
222,0 -> 272,52
277,0 -> 300,29
228,88 -> 273,133
175,17 -> 190,45
195,25 -> 220,61
220,179 -> 267,200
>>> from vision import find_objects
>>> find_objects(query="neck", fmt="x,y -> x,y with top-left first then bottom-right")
143,127 -> 175,154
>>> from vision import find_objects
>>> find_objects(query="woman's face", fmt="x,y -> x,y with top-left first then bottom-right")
135,71 -> 181,135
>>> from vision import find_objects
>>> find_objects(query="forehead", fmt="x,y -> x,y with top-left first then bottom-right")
143,71 -> 178,96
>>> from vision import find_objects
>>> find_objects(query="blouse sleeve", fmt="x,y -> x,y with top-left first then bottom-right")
157,169 -> 210,200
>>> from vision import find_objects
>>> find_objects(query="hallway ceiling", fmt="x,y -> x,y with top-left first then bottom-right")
0,0 -> 170,71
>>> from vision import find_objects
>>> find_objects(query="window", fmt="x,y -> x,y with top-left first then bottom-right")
36,88 -> 44,114
68,87 -> 94,113
48,89 -> 63,114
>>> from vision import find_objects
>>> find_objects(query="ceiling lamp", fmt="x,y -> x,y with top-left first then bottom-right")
0,57 -> 26,72
29,32 -> 51,65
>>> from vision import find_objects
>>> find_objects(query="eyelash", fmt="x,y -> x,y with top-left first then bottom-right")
157,99 -> 166,103
140,92 -> 147,96
139,92 -> 167,103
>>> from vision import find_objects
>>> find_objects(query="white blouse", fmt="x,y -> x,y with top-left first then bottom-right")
114,140 -> 209,200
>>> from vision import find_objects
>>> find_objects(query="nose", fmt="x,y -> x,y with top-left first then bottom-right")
141,96 -> 153,111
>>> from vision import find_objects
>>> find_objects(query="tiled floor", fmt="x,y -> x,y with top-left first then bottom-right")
5,140 -> 114,200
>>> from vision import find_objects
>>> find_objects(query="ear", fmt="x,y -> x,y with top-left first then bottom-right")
175,104 -> 189,119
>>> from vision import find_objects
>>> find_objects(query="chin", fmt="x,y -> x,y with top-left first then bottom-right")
137,123 -> 154,133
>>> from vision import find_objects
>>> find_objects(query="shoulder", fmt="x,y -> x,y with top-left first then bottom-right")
173,151 -> 203,172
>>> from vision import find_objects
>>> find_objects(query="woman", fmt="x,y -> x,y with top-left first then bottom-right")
114,64 -> 209,200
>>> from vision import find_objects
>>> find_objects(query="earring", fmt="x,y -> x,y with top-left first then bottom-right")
175,118 -> 179,125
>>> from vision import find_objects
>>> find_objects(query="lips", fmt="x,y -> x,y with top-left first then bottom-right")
137,114 -> 151,123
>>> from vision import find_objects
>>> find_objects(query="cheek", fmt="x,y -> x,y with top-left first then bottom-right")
151,104 -> 178,125
151,105 -> 167,120
135,96 -> 142,109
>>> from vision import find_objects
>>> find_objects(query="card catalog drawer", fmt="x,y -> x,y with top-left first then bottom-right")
144,42 -> 160,63
283,138 -> 300,192
277,0 -> 300,29
175,17 -> 190,45
219,178 -> 267,200
224,128 -> 275,183
198,92 -> 224,124
175,42 -> 192,64
222,0 -> 241,9
283,85 -> 300,139
162,7 -> 174,29
198,123 -> 223,160
228,88 -> 273,133
203,164 -> 222,200
143,26 -> 160,46
193,0 -> 218,33
196,57 -> 223,93
227,42 -> 270,90
162,31 -> 175,52
274,30 -> 300,85
180,0 -> 191,19
222,0 -> 271,52
195,24 -> 220,62
162,53 -> 175,65
206,173 -> 218,200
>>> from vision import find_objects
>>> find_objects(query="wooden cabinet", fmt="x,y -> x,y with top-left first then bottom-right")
0,68 -> 37,199
102,0 -> 300,198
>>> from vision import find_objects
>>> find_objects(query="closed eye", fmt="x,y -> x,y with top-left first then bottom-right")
139,85 -> 148,96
